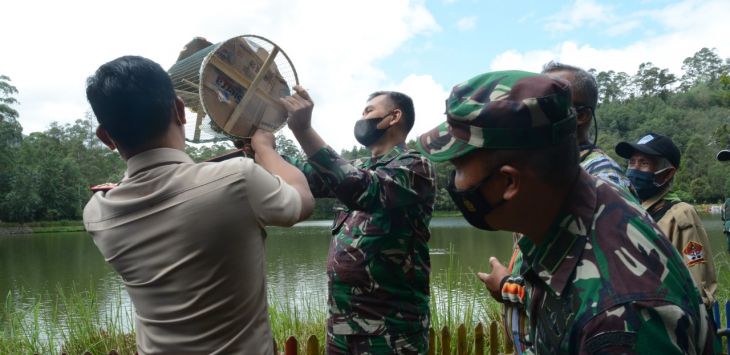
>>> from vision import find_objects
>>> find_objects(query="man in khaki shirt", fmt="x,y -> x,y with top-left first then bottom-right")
83,55 -> 314,354
616,132 -> 717,308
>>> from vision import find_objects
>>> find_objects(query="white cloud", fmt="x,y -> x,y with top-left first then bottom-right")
545,0 -> 614,32
1,0 -> 439,151
456,16 -> 477,31
491,0 -> 730,77
604,19 -> 641,37
543,0 -> 644,38
391,75 -> 451,143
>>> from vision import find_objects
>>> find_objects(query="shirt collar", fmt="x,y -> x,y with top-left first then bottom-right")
125,148 -> 194,178
641,185 -> 672,210
364,143 -> 407,168
360,143 -> 408,169
518,170 -> 596,297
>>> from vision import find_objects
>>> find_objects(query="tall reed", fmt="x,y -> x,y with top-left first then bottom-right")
1,248 -> 503,354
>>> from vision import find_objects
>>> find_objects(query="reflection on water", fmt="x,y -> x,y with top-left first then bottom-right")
2,215 -> 727,333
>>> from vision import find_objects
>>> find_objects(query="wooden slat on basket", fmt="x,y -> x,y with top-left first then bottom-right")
223,46 -> 280,134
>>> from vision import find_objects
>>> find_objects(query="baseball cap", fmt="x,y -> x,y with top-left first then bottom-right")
615,132 -> 681,168
415,70 -> 576,162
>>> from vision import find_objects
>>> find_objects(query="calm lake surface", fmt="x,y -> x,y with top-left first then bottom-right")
2,215 -> 728,331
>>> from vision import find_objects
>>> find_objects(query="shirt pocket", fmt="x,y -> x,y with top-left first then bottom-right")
346,210 -> 391,237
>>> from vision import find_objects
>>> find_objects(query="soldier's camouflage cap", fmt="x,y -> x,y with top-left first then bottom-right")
416,70 -> 576,162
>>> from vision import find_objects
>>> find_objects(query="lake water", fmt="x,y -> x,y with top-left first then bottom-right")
1,215 -> 728,332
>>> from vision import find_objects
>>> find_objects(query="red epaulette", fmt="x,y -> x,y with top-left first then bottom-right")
90,183 -> 118,192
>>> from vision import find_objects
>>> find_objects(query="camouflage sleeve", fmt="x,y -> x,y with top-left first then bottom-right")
282,154 -> 335,198
306,146 -> 435,211
577,302 -> 713,354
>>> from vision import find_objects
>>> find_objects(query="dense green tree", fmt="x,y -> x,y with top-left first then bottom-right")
680,47 -> 729,90
0,75 -> 19,122
185,142 -> 233,162
0,165 -> 41,222
275,133 -> 305,161
594,70 -> 632,103
5,49 -> 730,222
0,75 -> 23,222
633,62 -> 677,99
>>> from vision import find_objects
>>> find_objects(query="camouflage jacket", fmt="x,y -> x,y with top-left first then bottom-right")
285,144 -> 436,336
502,144 -> 637,353
504,171 -> 718,354
579,144 -> 636,198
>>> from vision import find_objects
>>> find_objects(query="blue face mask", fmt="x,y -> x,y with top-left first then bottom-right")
626,168 -> 665,201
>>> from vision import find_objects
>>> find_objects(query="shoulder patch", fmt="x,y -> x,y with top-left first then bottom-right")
584,331 -> 637,353
682,241 -> 705,267
90,183 -> 118,192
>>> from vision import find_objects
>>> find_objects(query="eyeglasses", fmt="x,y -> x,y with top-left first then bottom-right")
573,105 -> 594,114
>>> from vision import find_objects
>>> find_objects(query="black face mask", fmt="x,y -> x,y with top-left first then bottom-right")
446,170 -> 506,231
354,112 -> 391,147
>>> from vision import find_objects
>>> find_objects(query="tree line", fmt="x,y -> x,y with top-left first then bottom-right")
1,47 -> 730,222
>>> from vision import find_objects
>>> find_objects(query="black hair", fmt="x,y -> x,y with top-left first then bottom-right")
86,55 -> 177,149
487,132 -> 580,187
368,91 -> 415,134
541,61 -> 598,110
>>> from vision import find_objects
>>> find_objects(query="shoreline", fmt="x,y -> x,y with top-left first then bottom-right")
0,224 -> 86,237
0,204 -> 719,236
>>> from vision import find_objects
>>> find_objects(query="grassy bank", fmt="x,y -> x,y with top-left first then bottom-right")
433,210 -> 462,217
0,220 -> 85,235
1,252 -> 500,354
3,250 -> 729,353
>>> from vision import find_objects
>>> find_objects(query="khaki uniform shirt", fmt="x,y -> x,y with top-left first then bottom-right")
643,189 -> 718,307
84,148 -> 302,355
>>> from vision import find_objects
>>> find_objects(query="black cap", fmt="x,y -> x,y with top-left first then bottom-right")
615,132 -> 681,168
718,149 -> 730,161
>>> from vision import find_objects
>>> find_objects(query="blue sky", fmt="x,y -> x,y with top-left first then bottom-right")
2,0 -> 728,151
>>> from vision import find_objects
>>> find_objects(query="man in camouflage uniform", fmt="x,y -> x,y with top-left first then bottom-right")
416,70 -> 718,354
542,62 -> 635,195
615,133 -> 718,309
280,86 -> 436,354
500,62 -> 637,354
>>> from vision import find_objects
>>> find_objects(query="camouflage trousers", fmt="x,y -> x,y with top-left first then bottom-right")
326,328 -> 429,355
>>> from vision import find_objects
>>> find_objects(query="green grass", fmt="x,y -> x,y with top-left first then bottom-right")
1,284 -> 135,354
0,253 -> 501,354
4,248 -> 728,354
0,220 -> 86,235
430,244 -> 503,353
0,220 -> 84,228
432,210 -> 463,217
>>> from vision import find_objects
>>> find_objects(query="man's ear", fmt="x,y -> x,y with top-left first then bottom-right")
388,109 -> 402,127
576,109 -> 592,128
174,97 -> 186,125
498,165 -> 521,201
655,167 -> 676,185
96,126 -> 117,151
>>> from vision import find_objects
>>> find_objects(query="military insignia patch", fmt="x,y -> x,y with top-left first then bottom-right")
682,241 -> 705,267
90,183 -> 118,192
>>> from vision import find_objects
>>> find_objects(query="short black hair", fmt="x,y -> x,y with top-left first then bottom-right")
541,61 -> 598,110
486,131 -> 580,187
86,55 -> 177,149
368,91 -> 415,134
